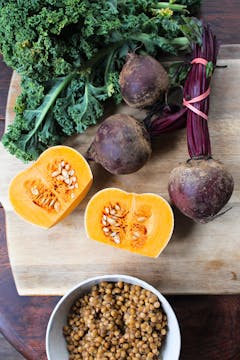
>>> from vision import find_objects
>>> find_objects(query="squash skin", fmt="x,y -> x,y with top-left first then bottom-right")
84,188 -> 174,258
9,146 -> 93,228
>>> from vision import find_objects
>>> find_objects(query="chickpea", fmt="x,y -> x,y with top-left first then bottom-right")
161,328 -> 167,336
117,281 -> 124,289
146,353 -> 154,360
103,341 -> 110,350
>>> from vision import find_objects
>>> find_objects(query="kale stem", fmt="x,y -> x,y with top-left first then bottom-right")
23,73 -> 75,143
131,33 -> 190,49
104,49 -> 116,84
152,2 -> 188,11
84,40 -> 126,70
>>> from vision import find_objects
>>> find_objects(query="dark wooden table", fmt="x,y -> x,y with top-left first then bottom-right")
1,2 -> 240,359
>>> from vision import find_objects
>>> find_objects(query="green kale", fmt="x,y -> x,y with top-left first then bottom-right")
0,0 -> 202,161
0,0 -> 202,80
53,78 -> 109,135
2,77 -> 68,161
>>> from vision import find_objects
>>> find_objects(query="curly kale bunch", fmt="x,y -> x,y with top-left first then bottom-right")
0,0 -> 202,161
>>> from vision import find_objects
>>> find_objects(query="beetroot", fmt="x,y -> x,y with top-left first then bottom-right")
86,114 -> 151,175
119,53 -> 169,108
168,25 -> 234,223
169,159 -> 234,223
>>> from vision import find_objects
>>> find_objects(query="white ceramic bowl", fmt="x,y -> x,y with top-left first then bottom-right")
46,275 -> 181,360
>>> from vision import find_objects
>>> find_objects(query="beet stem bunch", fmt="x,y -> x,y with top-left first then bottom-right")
184,24 -> 218,159
168,25 -> 234,223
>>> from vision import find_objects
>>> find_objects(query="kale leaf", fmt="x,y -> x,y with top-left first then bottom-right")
0,0 -> 202,161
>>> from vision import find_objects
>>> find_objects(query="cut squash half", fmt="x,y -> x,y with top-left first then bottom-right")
84,188 -> 174,258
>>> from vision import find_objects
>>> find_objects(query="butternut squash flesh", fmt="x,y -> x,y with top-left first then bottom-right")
9,146 -> 93,228
84,188 -> 174,258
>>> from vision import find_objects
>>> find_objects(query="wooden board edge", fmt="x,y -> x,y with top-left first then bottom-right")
5,72 -> 21,129
218,44 -> 240,59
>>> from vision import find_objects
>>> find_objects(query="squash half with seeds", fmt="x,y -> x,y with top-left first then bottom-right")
9,146 -> 93,228
84,188 -> 174,258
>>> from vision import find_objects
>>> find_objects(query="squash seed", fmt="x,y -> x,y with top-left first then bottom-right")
43,198 -> 50,205
49,199 -> 56,207
137,216 -> 147,223
62,169 -> 68,178
51,170 -> 60,177
110,231 -> 117,237
54,202 -> 61,212
114,222 -> 120,227
113,235 -> 120,244
56,175 -> 64,181
31,186 -> 39,195
133,231 -> 140,238
107,217 -> 117,226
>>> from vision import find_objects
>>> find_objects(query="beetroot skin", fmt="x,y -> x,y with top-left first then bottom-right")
119,53 -> 169,108
168,158 -> 234,223
87,114 -> 152,175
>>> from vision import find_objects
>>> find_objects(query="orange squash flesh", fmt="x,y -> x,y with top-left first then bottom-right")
84,188 -> 174,258
9,146 -> 93,228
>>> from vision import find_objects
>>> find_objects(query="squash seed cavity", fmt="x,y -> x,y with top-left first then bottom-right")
48,159 -> 79,199
101,203 -> 151,247
26,179 -> 61,212
101,203 -> 128,245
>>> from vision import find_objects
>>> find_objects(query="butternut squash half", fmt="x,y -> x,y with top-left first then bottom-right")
9,146 -> 93,228
84,188 -> 174,258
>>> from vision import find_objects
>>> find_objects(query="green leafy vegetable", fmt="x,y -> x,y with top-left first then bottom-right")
0,0 -> 202,162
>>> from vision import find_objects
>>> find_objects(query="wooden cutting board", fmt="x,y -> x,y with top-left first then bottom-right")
0,45 -> 239,296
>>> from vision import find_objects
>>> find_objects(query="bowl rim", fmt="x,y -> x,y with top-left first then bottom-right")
46,274 -> 181,359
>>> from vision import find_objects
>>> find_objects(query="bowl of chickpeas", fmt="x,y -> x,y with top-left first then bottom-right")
46,275 -> 181,360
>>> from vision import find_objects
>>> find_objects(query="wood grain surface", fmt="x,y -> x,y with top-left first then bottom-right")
0,1 -> 240,359
1,45 -> 240,296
